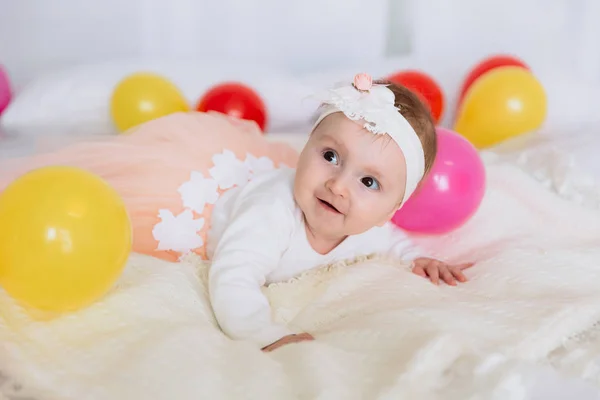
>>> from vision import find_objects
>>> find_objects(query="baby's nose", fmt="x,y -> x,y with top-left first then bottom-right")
326,176 -> 349,198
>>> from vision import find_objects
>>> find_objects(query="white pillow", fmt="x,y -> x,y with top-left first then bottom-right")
4,55 -> 599,138
0,59 -> 315,134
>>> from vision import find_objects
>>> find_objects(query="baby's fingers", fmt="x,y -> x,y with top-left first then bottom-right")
412,265 -> 427,278
451,267 -> 468,283
425,264 -> 440,285
457,262 -> 475,270
439,267 -> 457,286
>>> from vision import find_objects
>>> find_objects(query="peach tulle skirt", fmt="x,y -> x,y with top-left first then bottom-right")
0,112 -> 299,261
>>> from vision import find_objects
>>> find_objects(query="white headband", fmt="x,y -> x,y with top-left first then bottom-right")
310,73 -> 426,204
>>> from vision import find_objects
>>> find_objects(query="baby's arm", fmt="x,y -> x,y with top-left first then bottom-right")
209,196 -> 296,349
384,224 -> 474,286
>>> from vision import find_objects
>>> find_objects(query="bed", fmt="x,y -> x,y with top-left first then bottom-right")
1,114 -> 600,399
2,28 -> 600,394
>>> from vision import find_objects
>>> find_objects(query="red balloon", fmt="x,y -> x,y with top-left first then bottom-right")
387,70 -> 444,124
196,82 -> 268,132
458,55 -> 529,104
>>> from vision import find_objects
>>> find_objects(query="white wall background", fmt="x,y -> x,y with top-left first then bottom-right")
0,0 -> 599,129
0,0 -> 391,87
411,0 -> 600,82
1,0 -> 599,85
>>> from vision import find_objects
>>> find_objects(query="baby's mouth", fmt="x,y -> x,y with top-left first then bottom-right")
318,198 -> 341,214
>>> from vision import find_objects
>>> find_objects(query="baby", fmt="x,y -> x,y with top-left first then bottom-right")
206,73 -> 473,352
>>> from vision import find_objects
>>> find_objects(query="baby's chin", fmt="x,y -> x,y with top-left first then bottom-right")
303,215 -> 343,239
307,219 -> 374,241
333,220 -> 387,237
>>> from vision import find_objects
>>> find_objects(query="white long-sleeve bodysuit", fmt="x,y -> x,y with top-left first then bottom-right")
206,168 -> 422,348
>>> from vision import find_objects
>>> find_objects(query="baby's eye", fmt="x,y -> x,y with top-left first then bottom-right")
323,150 -> 338,165
361,176 -> 380,190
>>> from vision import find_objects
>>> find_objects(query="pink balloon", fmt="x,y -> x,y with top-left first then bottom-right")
392,127 -> 486,234
0,65 -> 12,116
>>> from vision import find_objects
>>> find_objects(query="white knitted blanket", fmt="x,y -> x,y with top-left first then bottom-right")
1,143 -> 600,400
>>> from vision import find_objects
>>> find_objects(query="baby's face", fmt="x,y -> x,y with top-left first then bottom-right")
294,112 -> 408,241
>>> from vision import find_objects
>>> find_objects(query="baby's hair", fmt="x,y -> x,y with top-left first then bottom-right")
375,80 -> 437,178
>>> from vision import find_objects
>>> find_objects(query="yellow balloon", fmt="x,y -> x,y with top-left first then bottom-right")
0,166 -> 132,313
454,66 -> 547,149
110,72 -> 190,132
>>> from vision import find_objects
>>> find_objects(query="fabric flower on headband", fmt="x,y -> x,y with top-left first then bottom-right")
353,73 -> 373,92
312,74 -> 398,136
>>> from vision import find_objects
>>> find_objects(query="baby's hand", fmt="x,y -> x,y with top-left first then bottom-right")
261,333 -> 315,352
412,257 -> 474,286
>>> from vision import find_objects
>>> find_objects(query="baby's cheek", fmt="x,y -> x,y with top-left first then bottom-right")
351,199 -> 379,223
304,159 -> 327,184
356,196 -> 396,224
